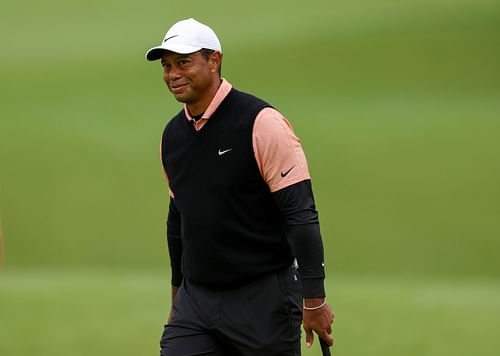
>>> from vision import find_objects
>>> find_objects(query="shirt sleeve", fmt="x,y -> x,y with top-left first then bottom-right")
253,108 -> 311,192
273,180 -> 326,298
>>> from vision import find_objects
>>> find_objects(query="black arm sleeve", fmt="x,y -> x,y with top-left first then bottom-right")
166,198 -> 183,287
273,180 -> 326,298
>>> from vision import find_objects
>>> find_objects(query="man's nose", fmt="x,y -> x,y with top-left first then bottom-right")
166,66 -> 181,81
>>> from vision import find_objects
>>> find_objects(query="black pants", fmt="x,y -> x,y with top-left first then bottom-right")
160,265 -> 303,356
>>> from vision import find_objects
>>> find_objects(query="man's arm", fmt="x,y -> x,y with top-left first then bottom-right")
252,107 -> 334,347
273,180 -> 334,347
166,197 -> 183,322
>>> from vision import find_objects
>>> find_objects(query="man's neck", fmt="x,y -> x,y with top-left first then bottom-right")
186,78 -> 222,116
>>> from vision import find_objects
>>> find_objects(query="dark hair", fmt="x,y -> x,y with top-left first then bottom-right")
201,49 -> 222,76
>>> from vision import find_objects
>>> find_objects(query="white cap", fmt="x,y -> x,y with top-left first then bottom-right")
145,18 -> 222,61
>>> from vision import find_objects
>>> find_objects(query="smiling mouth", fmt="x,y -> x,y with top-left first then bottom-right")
170,83 -> 188,93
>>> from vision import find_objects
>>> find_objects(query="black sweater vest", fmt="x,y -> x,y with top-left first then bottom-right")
161,88 -> 294,286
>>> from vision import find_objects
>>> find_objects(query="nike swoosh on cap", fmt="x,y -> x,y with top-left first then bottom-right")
163,35 -> 179,43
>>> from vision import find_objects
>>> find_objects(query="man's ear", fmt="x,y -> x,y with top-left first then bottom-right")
209,52 -> 222,73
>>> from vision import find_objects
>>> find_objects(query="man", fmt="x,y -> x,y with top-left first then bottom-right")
146,18 -> 334,355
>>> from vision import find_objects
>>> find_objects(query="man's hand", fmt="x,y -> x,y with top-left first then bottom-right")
303,298 -> 334,348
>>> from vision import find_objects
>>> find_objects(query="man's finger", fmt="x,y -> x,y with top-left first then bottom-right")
305,328 -> 314,348
319,329 -> 334,346
325,333 -> 334,346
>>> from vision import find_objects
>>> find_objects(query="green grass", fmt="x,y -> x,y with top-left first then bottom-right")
1,0 -> 499,275
0,269 -> 168,355
1,0 -> 500,354
1,269 -> 499,355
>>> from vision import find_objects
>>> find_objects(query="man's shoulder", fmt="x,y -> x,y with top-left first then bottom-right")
162,109 -> 187,141
229,88 -> 271,108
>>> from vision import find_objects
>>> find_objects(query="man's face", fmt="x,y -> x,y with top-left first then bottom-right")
160,51 -> 218,106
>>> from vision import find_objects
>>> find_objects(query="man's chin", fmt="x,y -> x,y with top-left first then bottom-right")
172,93 -> 188,103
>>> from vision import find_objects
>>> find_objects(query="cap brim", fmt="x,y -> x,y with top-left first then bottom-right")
145,44 -> 203,61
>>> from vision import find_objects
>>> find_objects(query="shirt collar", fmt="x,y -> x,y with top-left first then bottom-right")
184,79 -> 233,122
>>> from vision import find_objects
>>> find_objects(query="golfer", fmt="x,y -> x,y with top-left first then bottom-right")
146,18 -> 334,355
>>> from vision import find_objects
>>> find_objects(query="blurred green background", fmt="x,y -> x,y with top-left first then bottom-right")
1,0 -> 499,355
